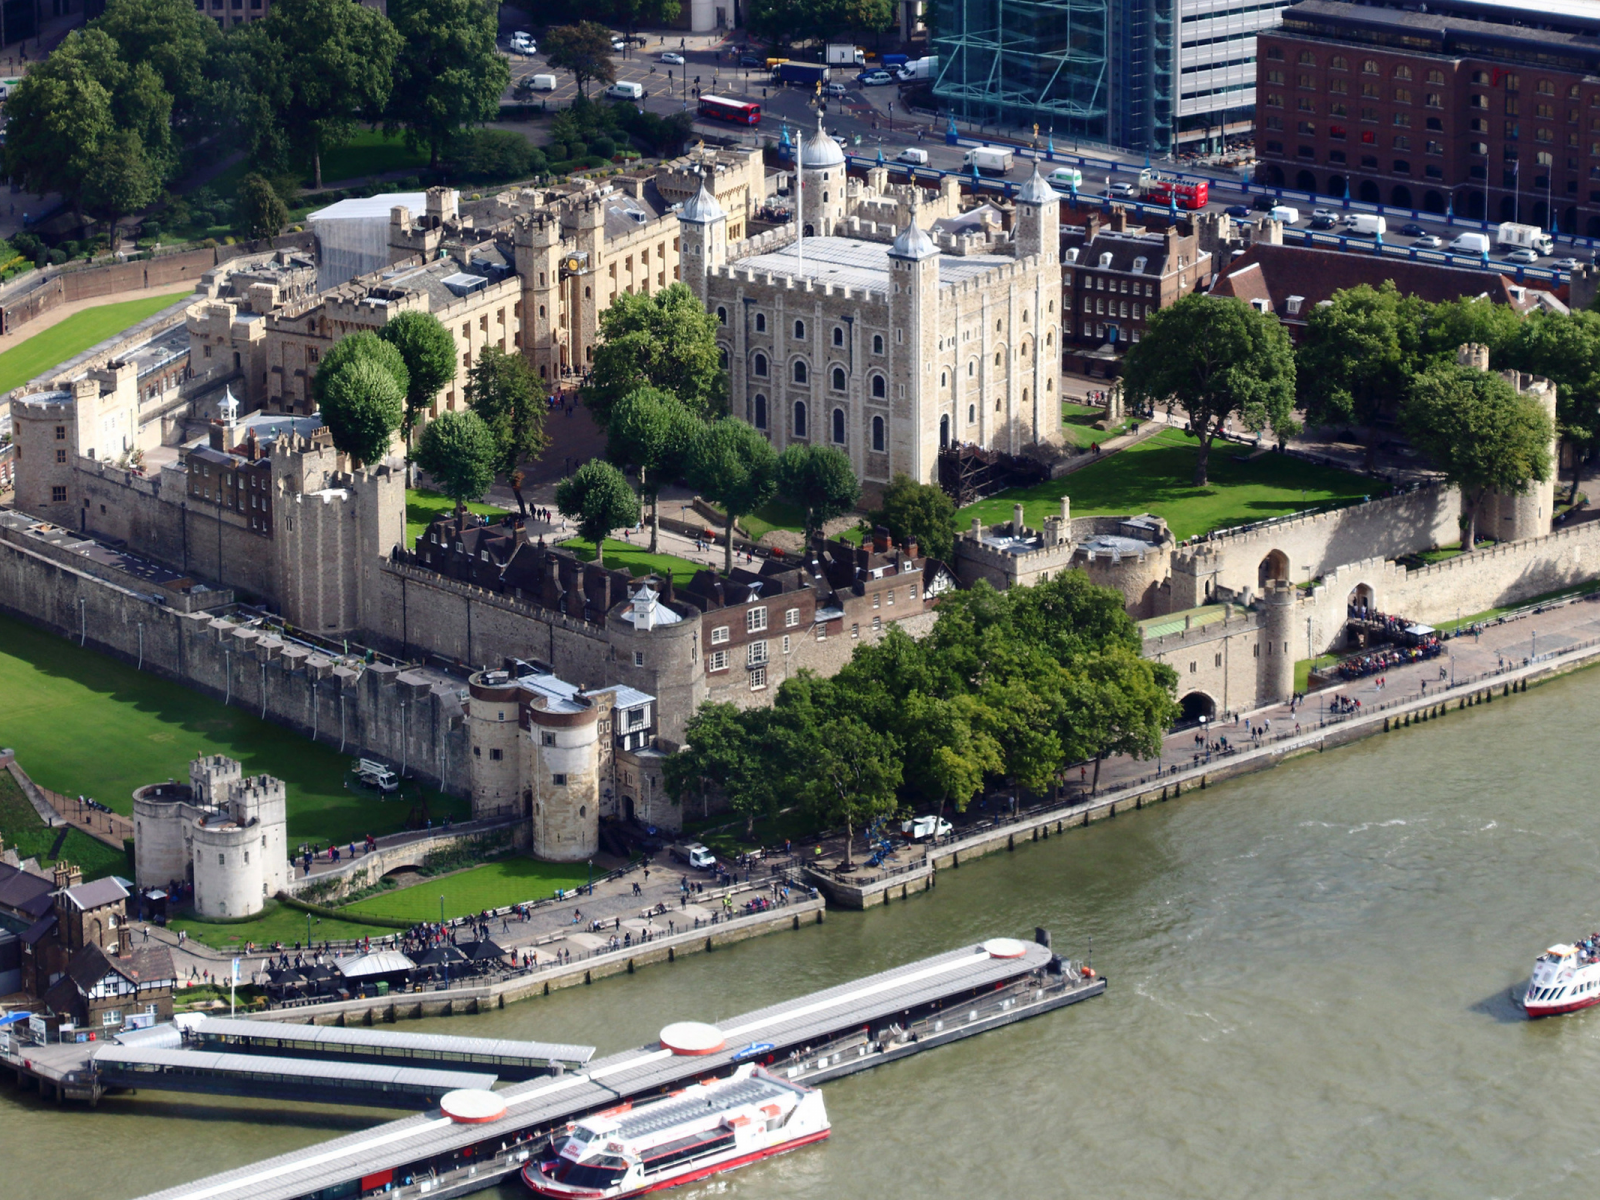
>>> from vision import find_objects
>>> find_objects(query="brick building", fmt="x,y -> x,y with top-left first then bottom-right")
1059,209 -> 1212,359
1254,0 -> 1600,234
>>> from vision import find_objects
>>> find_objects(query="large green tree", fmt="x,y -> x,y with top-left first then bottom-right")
662,702 -> 776,830
1122,293 -> 1298,486
1403,362 -> 1554,548
606,386 -> 703,553
415,409 -> 498,532
542,22 -> 617,99
1418,295 -> 1522,365
870,472 -> 956,562
1505,309 -> 1600,503
466,346 -> 550,512
93,0 -> 223,133
556,460 -> 641,567
776,443 -> 860,542
385,0 -> 509,170
237,172 -> 289,240
793,711 -> 902,869
81,129 -> 160,252
686,418 -> 779,574
377,310 -> 459,449
584,284 -> 725,428
318,357 -> 406,466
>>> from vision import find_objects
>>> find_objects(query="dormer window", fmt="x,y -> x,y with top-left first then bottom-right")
1131,256 -> 1147,273
1065,248 -> 1079,263
1286,295 -> 1305,315
1098,251 -> 1114,268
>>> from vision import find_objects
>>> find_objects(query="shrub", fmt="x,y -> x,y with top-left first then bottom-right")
449,130 -> 537,183
46,248 -> 67,266
568,140 -> 588,160
141,222 -> 161,241
547,141 -> 569,162
591,135 -> 615,159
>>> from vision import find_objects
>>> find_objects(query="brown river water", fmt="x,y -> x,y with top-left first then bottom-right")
5,667 -> 1600,1200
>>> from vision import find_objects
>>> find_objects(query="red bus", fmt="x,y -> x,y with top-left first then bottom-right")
698,95 -> 761,125
1140,172 -> 1209,210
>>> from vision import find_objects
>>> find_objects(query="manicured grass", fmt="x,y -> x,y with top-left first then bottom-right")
558,536 -> 712,580
958,428 -> 1373,542
0,612 -> 469,847
0,770 -> 130,881
344,858 -> 591,923
1295,653 -> 1342,693
169,904 -> 398,951
0,291 -> 191,394
310,130 -> 430,187
1455,579 -> 1600,629
741,498 -> 807,540
406,488 -> 506,546
1060,401 -> 1131,450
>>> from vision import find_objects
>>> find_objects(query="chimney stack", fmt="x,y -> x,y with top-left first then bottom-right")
1013,503 -> 1026,535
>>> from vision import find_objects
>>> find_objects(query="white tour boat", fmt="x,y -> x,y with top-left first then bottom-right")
521,1064 -> 829,1197
1523,941 -> 1600,1018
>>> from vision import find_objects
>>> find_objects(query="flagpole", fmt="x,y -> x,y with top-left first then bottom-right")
230,957 -> 238,1017
796,124 -> 804,277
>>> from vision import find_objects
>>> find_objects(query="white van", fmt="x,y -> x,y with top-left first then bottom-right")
605,80 -> 644,101
896,147 -> 929,165
1448,231 -> 1490,255
528,74 -> 558,91
1347,213 -> 1387,237
1270,205 -> 1300,226
1048,167 -> 1084,191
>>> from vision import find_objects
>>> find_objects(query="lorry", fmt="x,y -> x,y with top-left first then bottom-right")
356,759 -> 399,794
775,61 -> 830,87
901,816 -> 954,842
1346,213 -> 1386,237
963,145 -> 1014,175
669,842 -> 717,870
1496,221 -> 1555,256
826,43 -> 864,66
896,55 -> 937,82
1447,231 -> 1491,255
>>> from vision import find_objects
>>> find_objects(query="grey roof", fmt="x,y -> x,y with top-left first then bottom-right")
307,193 -> 429,223
92,1045 -> 498,1093
332,950 -> 415,978
731,235 -> 1014,296
195,1017 -> 594,1066
799,120 -> 846,169
598,685 -> 654,711
890,219 -> 939,262
679,180 -> 725,225
1016,165 -> 1058,206
0,862 -> 54,917
62,876 -> 129,911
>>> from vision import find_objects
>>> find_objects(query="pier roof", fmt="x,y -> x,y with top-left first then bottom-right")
193,1017 -> 595,1067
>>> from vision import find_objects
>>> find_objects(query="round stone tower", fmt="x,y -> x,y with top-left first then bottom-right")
132,781 -> 195,889
527,692 -> 602,862
467,669 -> 525,820
799,117 -> 847,237
1259,579 -> 1298,705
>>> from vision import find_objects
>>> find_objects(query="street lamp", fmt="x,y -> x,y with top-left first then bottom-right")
439,895 -> 445,925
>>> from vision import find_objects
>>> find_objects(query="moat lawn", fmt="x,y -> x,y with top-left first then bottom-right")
0,612 -> 469,846
0,769 -> 130,882
343,858 -> 592,923
958,427 -> 1373,541
406,488 -> 506,546
558,536 -> 713,581
168,901 -> 398,951
0,290 -> 191,394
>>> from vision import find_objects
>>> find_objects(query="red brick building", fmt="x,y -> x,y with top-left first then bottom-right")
1254,0 -> 1600,235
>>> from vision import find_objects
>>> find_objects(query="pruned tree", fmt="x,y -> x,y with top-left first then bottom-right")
377,310 -> 459,450
870,472 -> 956,561
317,357 -> 406,466
466,346 -> 551,513
555,460 -> 641,567
776,443 -> 860,542
237,172 -> 289,240
414,409 -> 498,534
686,418 -> 778,574
583,284 -> 724,428
1122,293 -> 1297,486
606,385 -> 703,553
385,0 -> 509,170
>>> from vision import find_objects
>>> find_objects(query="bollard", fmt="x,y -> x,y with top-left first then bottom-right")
1384,717 -> 1390,731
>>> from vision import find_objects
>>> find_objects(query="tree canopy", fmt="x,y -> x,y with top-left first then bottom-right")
871,472 -> 957,562
236,172 -> 289,240
466,346 -> 550,489
542,23 -> 617,98
584,284 -> 725,427
312,332 -> 409,464
415,410 -> 498,529
776,444 -> 860,541
556,460 -> 641,566
1504,309 -> 1600,500
385,0 -> 509,170
606,386 -> 703,552
686,418 -> 778,573
748,0 -> 893,49
378,310 -> 459,445
1122,293 -> 1297,486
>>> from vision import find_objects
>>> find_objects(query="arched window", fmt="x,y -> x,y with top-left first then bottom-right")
832,408 -> 846,444
994,351 -> 1003,367
871,374 -> 886,399
940,370 -> 948,387
793,360 -> 808,384
968,360 -> 975,377
833,326 -> 845,347
831,366 -> 846,391
753,353 -> 768,377
872,334 -> 884,354
755,312 -> 767,332
716,306 -> 728,324
793,319 -> 805,339
871,415 -> 885,452
538,305 -> 546,318
968,403 -> 976,423
793,401 -> 808,437
719,347 -> 729,368
754,394 -> 767,429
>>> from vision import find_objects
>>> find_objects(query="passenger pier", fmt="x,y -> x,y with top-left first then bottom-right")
132,932 -> 1102,1200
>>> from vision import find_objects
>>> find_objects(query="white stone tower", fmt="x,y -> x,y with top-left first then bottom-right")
677,172 -> 728,305
887,190 -> 943,484
1012,165 -> 1063,448
1013,164 -> 1061,261
799,116 -> 847,237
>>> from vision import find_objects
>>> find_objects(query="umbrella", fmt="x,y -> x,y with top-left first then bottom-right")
413,945 -> 467,967
461,939 -> 507,962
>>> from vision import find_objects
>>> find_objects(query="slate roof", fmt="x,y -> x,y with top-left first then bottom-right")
61,877 -> 129,912
0,862 -> 54,919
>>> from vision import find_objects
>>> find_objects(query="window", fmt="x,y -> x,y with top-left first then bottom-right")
747,640 -> 768,666
1362,59 -> 1378,75
752,353 -> 768,376
785,607 -> 800,628
872,414 -> 885,452
1298,74 -> 1314,90
542,732 -> 555,746
831,366 -> 846,391
792,360 -> 808,385
1267,45 -> 1282,60
102,1010 -> 122,1027
793,319 -> 805,339
832,326 -> 844,347
1393,112 -> 1410,127
711,625 -> 730,644
552,774 -> 567,786
489,748 -> 503,761
1265,70 -> 1284,85
54,425 -> 65,440
851,623 -> 860,639
749,664 -> 767,690
708,649 -> 729,671
1395,88 -> 1410,104
755,312 -> 766,332
1330,55 -> 1347,71
871,374 -> 886,398
747,607 -> 767,633
633,650 -> 645,667
716,306 -> 727,324
793,401 -> 807,437
218,853 -> 226,865
782,634 -> 792,654
1394,65 -> 1411,81
968,403 -> 976,423
55,448 -> 66,464
872,334 -> 884,354
832,408 -> 846,444
51,486 -> 66,503
1394,136 -> 1411,151
754,394 -> 767,428
1393,159 -> 1410,174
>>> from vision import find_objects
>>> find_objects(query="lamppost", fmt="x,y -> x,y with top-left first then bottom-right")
1531,628 -> 1537,662
439,895 -> 445,925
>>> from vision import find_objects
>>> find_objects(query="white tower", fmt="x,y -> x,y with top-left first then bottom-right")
1011,165 -> 1062,448
1013,164 -> 1061,262
799,116 -> 847,237
887,191 -> 942,484
677,173 -> 728,305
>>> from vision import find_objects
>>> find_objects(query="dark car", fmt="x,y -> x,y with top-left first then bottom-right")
1224,204 -> 1250,219
738,53 -> 765,67
1310,213 -> 1337,230
1399,222 -> 1427,237
1252,194 -> 1278,211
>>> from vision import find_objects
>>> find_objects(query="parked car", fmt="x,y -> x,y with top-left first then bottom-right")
1399,222 -> 1427,237
1412,233 -> 1443,249
823,81 -> 847,97
604,80 -> 644,100
659,51 -> 685,64
901,816 -> 954,842
669,842 -> 717,870
509,31 -> 536,55
857,68 -> 895,86
1224,204 -> 1250,219
1554,256 -> 1582,271
1503,247 -> 1541,265
1310,213 -> 1338,230
739,53 -> 765,67
610,35 -> 626,50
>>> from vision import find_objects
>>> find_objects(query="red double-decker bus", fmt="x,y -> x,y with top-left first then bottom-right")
698,95 -> 761,125
1140,172 -> 1209,210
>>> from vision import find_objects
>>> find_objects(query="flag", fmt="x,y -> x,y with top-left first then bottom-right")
231,958 -> 240,985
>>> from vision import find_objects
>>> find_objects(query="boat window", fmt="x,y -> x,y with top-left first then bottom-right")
554,1158 -> 630,1189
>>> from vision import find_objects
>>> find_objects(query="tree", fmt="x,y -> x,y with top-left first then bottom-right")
1418,295 -> 1522,365
467,347 -> 550,513
237,172 -> 289,240
793,714 -> 902,869
384,0 -> 509,170
317,357 -> 406,466
243,0 -> 401,188
1058,646 -> 1179,792
686,418 -> 779,574
662,702 -> 775,830
543,23 -> 617,99
1122,293 -> 1298,486
583,284 -> 724,427
415,410 -> 498,533
81,128 -> 160,252
777,443 -> 860,541
378,310 -> 458,448
871,472 -> 956,562
1296,282 -> 1424,468
1403,362 -> 1554,548
556,460 -> 641,567
1505,309 -> 1600,503
606,386 -> 703,553
92,0 -> 223,133
313,330 -> 410,409
610,0 -> 682,51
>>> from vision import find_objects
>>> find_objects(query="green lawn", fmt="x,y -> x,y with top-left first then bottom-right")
0,291 -> 191,394
1060,401 -> 1131,450
0,612 -> 468,846
959,428 -> 1373,541
406,488 -> 506,546
169,902 -> 398,951
1295,653 -> 1342,693
344,858 -> 591,923
741,498 -> 807,540
1455,579 -> 1600,628
0,769 -> 130,882
311,130 -> 430,188
558,537 -> 712,580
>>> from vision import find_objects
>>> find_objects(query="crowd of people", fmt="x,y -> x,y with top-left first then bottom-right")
1333,638 -> 1442,682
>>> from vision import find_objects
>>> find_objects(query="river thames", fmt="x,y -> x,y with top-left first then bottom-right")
4,667 -> 1599,1200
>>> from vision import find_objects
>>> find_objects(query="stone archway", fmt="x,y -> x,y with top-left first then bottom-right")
1258,549 -> 1290,589
1296,169 -> 1317,193
1422,189 -> 1445,214
1265,165 -> 1285,187
1348,583 -> 1375,618
1359,180 -> 1380,204
1390,185 -> 1412,209
1178,691 -> 1218,726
